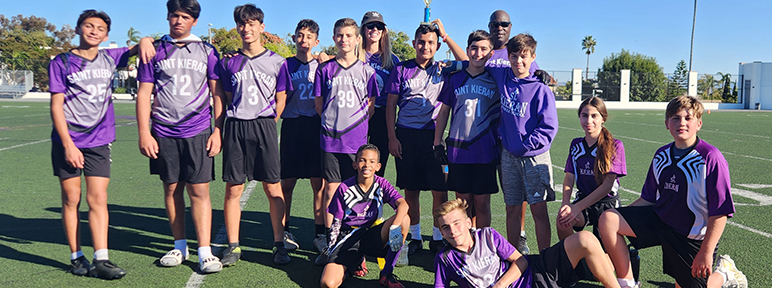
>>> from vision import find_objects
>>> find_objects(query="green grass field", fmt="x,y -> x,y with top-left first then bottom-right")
1,100 -> 770,287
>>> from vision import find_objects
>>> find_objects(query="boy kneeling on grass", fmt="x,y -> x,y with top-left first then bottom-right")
318,144 -> 410,288
433,198 -> 621,288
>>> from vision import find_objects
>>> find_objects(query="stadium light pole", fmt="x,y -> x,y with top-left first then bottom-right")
208,23 -> 213,44
689,0 -> 697,72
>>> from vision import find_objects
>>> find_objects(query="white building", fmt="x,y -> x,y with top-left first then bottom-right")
738,61 -> 772,110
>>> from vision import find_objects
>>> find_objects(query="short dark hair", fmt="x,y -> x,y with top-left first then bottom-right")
506,33 -> 537,56
333,18 -> 359,35
356,143 -> 380,162
166,0 -> 201,20
77,10 -> 111,33
466,30 -> 491,48
233,4 -> 264,25
295,19 -> 319,36
414,24 -> 440,41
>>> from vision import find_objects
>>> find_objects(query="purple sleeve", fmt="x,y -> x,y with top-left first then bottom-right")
367,71 -> 379,99
327,183 -> 347,219
433,254 -> 450,288
490,228 -> 517,261
640,153 -> 659,203
564,140 -> 576,175
106,47 -> 131,68
706,150 -> 735,217
217,59 -> 232,93
530,61 -> 540,73
484,65 -> 507,83
609,140 -> 627,177
137,58 -> 155,83
207,49 -> 220,80
48,56 -> 66,93
277,60 -> 292,93
380,178 -> 403,209
385,65 -> 401,95
438,73 -> 454,106
313,66 -> 324,97
523,85 -> 558,150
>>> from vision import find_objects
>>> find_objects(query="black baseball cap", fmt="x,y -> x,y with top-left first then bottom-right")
361,11 -> 386,26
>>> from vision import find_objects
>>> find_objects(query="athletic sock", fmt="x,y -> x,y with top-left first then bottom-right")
315,224 -> 325,235
617,278 -> 636,288
284,224 -> 290,232
198,246 -> 213,262
520,230 -> 527,238
410,224 -> 421,240
71,251 -> 84,260
274,242 -> 283,249
93,249 -> 109,261
380,247 -> 400,276
229,242 -> 239,249
174,239 -> 188,254
432,227 -> 443,241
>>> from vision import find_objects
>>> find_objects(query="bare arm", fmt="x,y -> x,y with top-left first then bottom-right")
393,198 -> 409,229
692,215 -> 727,278
50,93 -> 83,169
431,19 -> 468,61
207,79 -> 224,157
628,197 -> 655,207
386,93 -> 402,159
126,37 -> 155,64
135,82 -> 158,159
275,90 -> 287,122
314,96 -> 323,117
367,96 -> 375,120
492,251 -> 528,288
559,173 -> 618,227
433,104 -> 450,146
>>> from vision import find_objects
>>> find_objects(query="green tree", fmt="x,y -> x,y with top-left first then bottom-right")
203,27 -> 241,54
389,30 -> 415,61
581,35 -> 596,80
667,60 -> 688,99
320,44 -> 338,56
716,72 -> 735,103
0,14 -> 75,90
597,49 -> 667,102
127,27 -> 141,46
263,31 -> 295,58
697,74 -> 718,100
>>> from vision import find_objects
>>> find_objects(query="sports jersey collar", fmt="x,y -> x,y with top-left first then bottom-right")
161,34 -> 203,43
464,68 -> 488,79
669,137 -> 700,161
412,58 -> 435,70
238,48 -> 268,60
68,49 -> 101,63
291,56 -> 315,65
336,58 -> 361,70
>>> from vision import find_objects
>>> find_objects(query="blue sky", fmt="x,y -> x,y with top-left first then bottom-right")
3,0 -> 770,76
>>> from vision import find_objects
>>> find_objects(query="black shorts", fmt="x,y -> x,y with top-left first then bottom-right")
529,238 -> 582,287
572,195 -> 620,234
51,142 -> 111,178
326,223 -> 387,271
222,118 -> 280,184
322,152 -> 356,183
394,128 -> 447,191
619,206 -> 715,288
447,162 -> 499,195
368,106 -> 389,177
150,129 -> 214,184
280,116 -> 322,179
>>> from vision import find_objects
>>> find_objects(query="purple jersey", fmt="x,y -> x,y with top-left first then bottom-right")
218,50 -> 291,120
366,52 -> 400,107
438,69 -> 500,164
386,59 -> 445,130
328,175 -> 403,228
314,59 -> 378,154
486,48 -> 540,73
489,67 -> 558,157
282,57 -> 319,118
435,227 -> 532,288
565,138 -> 627,199
641,139 -> 735,240
137,38 -> 219,138
48,48 -> 130,148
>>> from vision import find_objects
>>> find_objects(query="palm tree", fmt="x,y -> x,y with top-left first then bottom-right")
127,27 -> 141,46
581,35 -> 597,80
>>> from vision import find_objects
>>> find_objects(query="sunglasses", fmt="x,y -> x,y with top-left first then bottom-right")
365,22 -> 386,30
488,21 -> 511,28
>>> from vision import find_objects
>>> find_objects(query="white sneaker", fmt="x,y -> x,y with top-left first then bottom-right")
396,242 -> 409,267
159,249 -> 189,267
283,231 -> 299,251
313,234 -> 327,253
199,256 -> 223,273
715,254 -> 748,288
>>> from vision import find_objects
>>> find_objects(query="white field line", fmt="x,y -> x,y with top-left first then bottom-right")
0,122 -> 136,152
185,180 -> 258,288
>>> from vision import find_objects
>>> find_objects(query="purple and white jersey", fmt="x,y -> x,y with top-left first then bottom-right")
137,38 -> 219,138
282,57 -> 318,118
565,138 -> 627,199
328,175 -> 403,228
485,48 -> 540,73
49,48 -> 130,148
641,139 -> 735,240
435,227 -> 532,288
386,59 -> 445,130
488,67 -> 558,157
438,69 -> 500,164
366,52 -> 400,107
218,50 -> 291,120
314,59 -> 378,154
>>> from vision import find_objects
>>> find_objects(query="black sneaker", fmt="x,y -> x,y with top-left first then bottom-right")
88,259 -> 127,280
407,239 -> 423,255
273,246 -> 291,265
70,256 -> 90,276
517,235 -> 530,255
220,246 -> 241,267
429,240 -> 444,252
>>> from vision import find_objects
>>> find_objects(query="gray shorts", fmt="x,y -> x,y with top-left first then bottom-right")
501,149 -> 555,205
